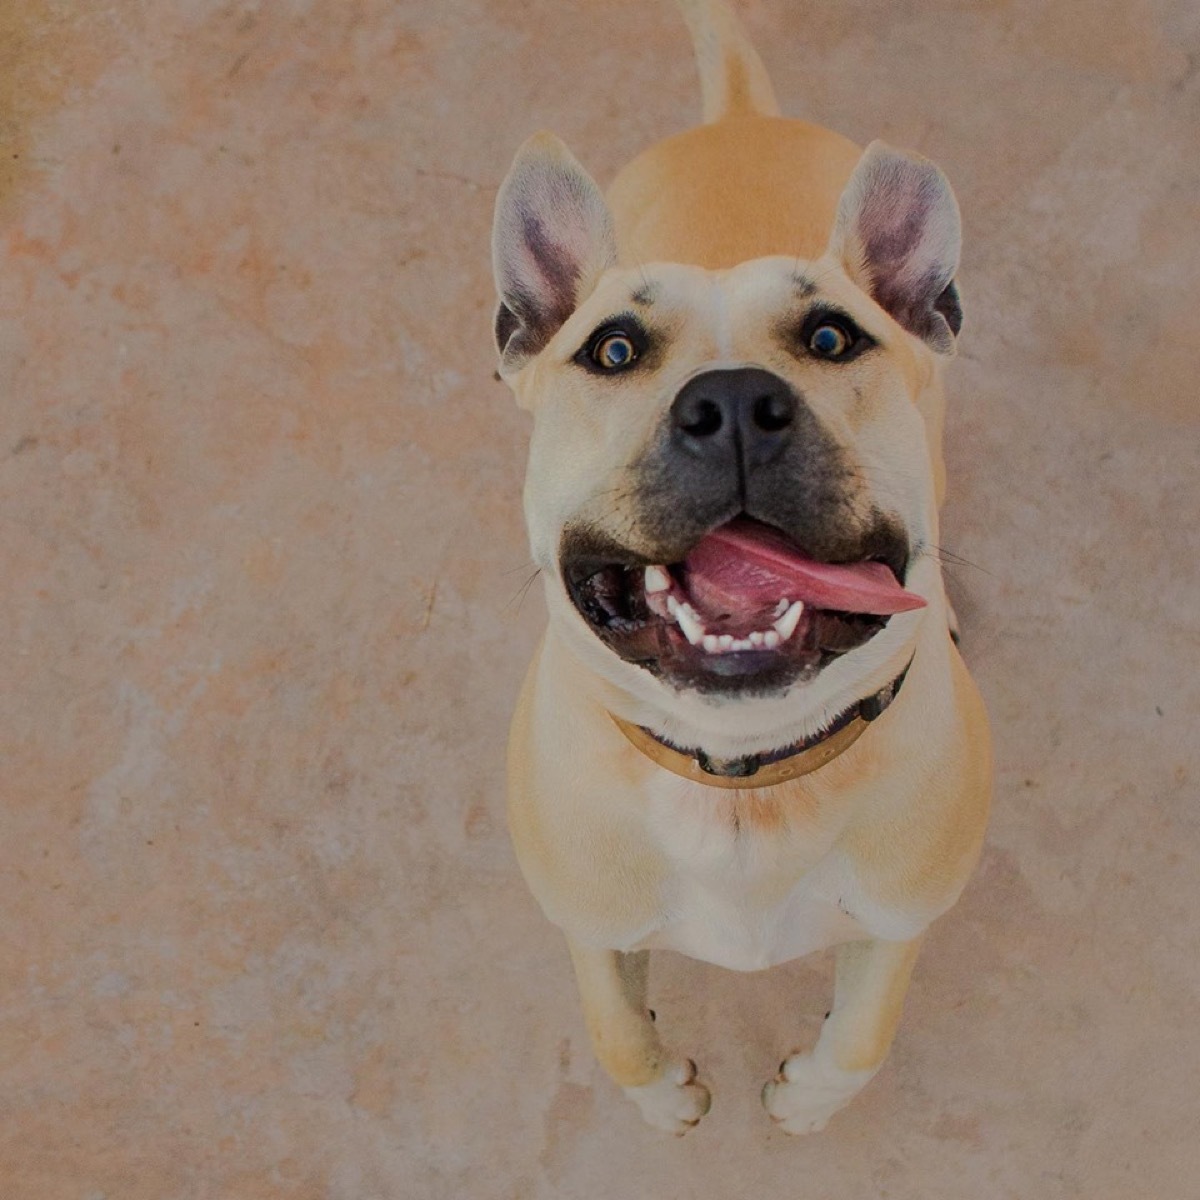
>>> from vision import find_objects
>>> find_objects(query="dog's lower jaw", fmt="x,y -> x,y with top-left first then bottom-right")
549,579 -> 941,764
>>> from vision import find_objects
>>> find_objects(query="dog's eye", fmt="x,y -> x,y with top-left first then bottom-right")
592,331 -> 638,370
576,316 -> 649,374
808,322 -> 851,358
796,308 -> 875,364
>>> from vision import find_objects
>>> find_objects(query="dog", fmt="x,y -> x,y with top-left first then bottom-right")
490,0 -> 991,1135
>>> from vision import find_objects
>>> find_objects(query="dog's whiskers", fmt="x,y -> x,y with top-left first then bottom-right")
505,567 -> 544,615
502,559 -> 540,576
922,545 -> 992,575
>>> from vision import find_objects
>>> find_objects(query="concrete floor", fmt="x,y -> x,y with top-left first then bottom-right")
3,0 -> 1198,1196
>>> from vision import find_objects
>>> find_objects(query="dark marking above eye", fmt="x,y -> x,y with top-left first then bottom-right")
631,283 -> 658,306
791,273 -> 817,298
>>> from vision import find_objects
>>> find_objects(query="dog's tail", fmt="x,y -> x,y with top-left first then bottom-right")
674,0 -> 781,122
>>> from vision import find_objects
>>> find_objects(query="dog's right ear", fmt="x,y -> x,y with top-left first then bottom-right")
492,132 -> 617,375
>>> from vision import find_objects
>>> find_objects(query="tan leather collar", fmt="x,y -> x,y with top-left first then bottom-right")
609,661 -> 912,790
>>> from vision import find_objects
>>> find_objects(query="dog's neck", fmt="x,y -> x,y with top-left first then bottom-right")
608,660 -> 912,790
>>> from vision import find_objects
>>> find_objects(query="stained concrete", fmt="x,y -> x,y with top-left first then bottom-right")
2,1 -> 1198,1196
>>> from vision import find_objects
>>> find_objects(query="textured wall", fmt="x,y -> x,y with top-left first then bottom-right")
2,1 -> 1198,1197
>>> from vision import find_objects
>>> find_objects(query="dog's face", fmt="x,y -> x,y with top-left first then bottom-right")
493,134 -> 962,731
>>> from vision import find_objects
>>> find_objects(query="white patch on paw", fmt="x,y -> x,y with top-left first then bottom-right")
761,1051 -> 877,1135
624,1058 -> 712,1134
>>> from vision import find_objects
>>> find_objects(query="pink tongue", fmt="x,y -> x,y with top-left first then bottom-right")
683,521 -> 926,617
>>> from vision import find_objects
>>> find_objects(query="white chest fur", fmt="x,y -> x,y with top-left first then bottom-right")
626,775 -> 874,972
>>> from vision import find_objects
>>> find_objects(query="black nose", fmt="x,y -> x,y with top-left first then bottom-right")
670,368 -> 797,471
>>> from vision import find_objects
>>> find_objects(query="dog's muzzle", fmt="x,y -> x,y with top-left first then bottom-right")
558,367 -> 924,696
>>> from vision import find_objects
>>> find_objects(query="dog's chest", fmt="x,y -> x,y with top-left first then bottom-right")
629,780 -> 869,971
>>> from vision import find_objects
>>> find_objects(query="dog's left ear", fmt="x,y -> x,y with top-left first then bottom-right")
492,131 -> 617,374
828,141 -> 963,354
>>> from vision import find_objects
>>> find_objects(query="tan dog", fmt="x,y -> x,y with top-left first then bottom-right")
491,0 -> 991,1135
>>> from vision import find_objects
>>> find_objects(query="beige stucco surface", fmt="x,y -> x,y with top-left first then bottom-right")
2,1 -> 1198,1196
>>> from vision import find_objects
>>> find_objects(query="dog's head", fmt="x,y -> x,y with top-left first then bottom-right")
491,132 -> 962,738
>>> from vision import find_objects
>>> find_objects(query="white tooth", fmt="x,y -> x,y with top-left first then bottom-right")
749,631 -> 765,647
667,595 -> 679,616
718,634 -> 734,650
763,629 -> 781,649
644,565 -> 671,594
676,604 -> 706,646
773,598 -> 790,618
774,600 -> 804,642
732,637 -> 752,651
703,634 -> 720,653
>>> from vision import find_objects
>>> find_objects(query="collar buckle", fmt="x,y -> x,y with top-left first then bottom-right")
696,750 -> 762,778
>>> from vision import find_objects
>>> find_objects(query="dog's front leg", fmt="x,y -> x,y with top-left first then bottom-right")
566,937 -> 711,1134
763,935 -> 923,1134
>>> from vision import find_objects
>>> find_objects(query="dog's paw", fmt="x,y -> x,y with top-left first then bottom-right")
761,1051 -> 876,1135
624,1058 -> 711,1134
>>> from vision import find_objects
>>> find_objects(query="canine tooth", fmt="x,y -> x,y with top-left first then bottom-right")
646,590 -> 671,619
676,604 -> 706,646
644,565 -> 671,594
703,634 -> 720,653
774,600 -> 804,642
763,629 -> 781,649
749,631 -> 765,647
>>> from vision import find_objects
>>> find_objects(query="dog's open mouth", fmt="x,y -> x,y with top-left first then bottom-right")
563,517 -> 925,693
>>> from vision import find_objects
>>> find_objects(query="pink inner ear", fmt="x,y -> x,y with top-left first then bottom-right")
858,171 -> 941,281
510,206 -> 582,327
